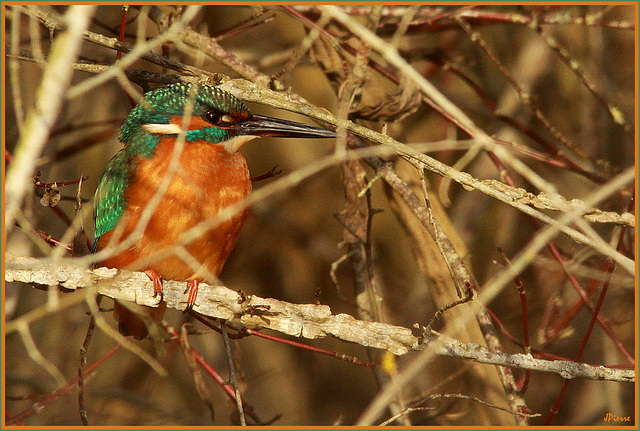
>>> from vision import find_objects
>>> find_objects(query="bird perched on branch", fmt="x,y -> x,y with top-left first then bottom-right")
93,82 -> 335,339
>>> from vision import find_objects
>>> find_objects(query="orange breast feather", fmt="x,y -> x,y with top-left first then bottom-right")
97,137 -> 252,282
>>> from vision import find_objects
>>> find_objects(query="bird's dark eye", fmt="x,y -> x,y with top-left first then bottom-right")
204,108 -> 223,125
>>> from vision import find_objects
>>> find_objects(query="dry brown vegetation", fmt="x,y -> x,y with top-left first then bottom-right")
4,4 -> 636,426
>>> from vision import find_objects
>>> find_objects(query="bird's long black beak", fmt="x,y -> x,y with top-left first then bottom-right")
237,114 -> 336,139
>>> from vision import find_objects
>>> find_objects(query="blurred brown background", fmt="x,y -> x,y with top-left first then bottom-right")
4,5 -> 635,426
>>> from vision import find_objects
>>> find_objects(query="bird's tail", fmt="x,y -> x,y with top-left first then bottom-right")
113,300 -> 167,340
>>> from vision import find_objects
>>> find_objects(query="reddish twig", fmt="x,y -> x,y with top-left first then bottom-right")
53,128 -> 118,163
486,309 -> 571,362
189,312 -> 375,367
34,172 -> 88,189
163,323 -> 268,425
496,248 -> 531,395
541,274 -> 604,347
250,165 -> 282,182
213,9 -> 276,42
496,115 -> 607,184
32,226 -> 74,252
484,147 -> 633,364
6,345 -> 121,425
545,197 -> 631,424
78,296 -> 101,425
32,172 -> 93,252
4,412 -> 24,426
542,243 -> 633,364
545,257 -> 617,424
301,5 -> 635,31
116,6 -> 128,61
456,15 -> 593,164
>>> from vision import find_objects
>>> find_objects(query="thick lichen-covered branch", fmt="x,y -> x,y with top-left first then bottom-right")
5,253 -> 634,384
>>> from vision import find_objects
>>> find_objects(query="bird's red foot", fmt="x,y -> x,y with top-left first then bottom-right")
184,279 -> 200,312
144,269 -> 164,302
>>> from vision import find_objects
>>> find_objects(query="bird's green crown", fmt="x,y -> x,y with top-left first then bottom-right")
121,82 -> 251,157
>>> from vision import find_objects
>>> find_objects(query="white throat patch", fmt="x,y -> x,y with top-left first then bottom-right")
221,135 -> 259,153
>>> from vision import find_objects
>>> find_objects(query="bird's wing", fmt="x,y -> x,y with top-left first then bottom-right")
93,150 -> 130,250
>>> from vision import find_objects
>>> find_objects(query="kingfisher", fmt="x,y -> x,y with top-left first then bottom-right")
93,82 -> 335,339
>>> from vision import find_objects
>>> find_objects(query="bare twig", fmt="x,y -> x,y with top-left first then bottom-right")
78,296 -> 99,425
221,323 -> 246,426
5,345 -> 121,426
379,393 -> 542,426
5,5 -> 96,233
179,324 -> 216,423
